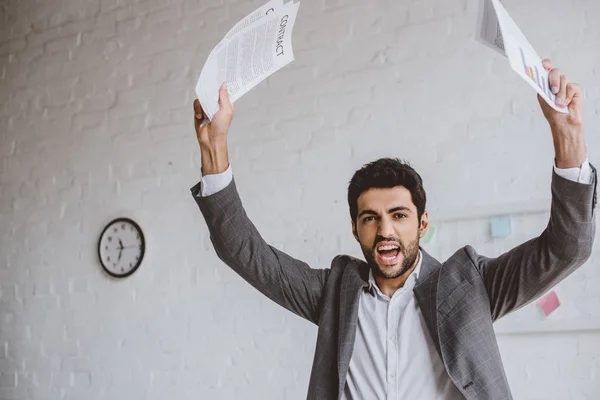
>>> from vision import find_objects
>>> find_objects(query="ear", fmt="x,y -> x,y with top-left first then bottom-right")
418,211 -> 429,238
351,220 -> 360,242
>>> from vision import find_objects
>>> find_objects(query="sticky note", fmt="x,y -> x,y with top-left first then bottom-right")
490,215 -> 511,238
538,290 -> 560,316
421,225 -> 437,244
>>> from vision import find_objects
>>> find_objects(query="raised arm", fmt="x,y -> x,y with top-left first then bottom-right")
468,59 -> 597,320
193,84 -> 231,177
191,85 -> 330,325
468,167 -> 596,321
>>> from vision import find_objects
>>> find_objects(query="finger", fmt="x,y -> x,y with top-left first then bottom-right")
193,99 -> 205,120
542,58 -> 552,70
542,58 -> 553,71
564,82 -> 581,107
548,68 -> 561,95
218,83 -> 233,113
555,74 -> 569,107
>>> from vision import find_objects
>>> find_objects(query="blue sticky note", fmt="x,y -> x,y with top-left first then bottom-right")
490,215 -> 511,238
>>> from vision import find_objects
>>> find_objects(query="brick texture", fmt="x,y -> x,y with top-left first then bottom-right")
0,0 -> 599,399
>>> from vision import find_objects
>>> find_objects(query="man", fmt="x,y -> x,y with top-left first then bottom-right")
190,59 -> 596,399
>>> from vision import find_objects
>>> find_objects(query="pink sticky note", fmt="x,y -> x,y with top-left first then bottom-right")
538,290 -> 560,316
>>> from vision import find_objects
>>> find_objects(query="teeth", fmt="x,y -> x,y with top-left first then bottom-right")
381,255 -> 396,261
378,245 -> 399,251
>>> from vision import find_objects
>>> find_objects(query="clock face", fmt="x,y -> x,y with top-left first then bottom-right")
98,218 -> 145,278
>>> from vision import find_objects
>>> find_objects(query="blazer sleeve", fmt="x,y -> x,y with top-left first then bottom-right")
465,164 -> 597,321
190,177 -> 330,325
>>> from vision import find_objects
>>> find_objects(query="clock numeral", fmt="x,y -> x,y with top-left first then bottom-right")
107,256 -> 111,261
108,236 -> 112,242
121,224 -> 126,230
113,227 -> 118,233
121,267 -> 124,272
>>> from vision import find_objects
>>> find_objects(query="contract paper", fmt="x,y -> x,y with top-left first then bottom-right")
207,0 -> 284,60
196,0 -> 299,121
478,0 -> 568,114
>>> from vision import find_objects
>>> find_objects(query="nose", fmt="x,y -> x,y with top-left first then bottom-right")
377,216 -> 395,238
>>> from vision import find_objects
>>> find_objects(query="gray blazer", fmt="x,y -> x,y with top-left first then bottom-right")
190,167 -> 597,399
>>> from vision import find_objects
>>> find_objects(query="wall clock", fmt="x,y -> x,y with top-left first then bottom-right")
98,217 -> 145,278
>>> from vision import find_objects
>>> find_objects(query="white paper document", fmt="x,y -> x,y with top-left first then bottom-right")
476,0 -> 505,56
477,0 -> 568,114
196,0 -> 300,121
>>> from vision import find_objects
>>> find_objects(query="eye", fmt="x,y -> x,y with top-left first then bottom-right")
394,213 -> 407,219
363,216 -> 376,222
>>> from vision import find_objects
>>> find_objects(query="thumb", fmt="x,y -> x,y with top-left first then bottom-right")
218,83 -> 233,113
569,89 -> 583,112
567,90 -> 584,125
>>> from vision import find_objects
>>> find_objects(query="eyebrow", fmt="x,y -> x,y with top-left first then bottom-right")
357,206 -> 412,219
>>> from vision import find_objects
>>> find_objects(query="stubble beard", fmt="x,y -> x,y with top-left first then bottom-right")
361,230 -> 420,280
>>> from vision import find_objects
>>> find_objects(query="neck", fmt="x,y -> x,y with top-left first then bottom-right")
375,251 -> 420,298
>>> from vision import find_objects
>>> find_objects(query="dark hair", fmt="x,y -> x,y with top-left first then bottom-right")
348,158 -> 427,224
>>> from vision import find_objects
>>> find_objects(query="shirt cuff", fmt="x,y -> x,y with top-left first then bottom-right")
199,164 -> 233,197
553,157 -> 592,184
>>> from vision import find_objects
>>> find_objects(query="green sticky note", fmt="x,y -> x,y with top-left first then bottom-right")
490,215 -> 512,238
422,225 -> 437,244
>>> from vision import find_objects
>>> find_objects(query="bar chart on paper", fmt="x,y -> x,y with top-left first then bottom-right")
519,47 -> 553,100
487,0 -> 568,113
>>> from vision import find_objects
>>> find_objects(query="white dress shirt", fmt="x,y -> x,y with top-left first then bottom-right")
342,250 -> 463,399
197,158 -> 593,398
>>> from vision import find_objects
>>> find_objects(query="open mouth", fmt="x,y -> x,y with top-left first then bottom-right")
375,243 -> 401,265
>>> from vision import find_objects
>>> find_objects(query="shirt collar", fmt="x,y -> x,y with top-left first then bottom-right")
367,249 -> 423,293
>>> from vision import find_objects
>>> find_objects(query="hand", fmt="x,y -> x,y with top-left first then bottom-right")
537,59 -> 586,169
537,58 -> 584,138
193,83 -> 234,148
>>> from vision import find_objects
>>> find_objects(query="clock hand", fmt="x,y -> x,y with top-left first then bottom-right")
118,248 -> 123,262
118,239 -> 124,250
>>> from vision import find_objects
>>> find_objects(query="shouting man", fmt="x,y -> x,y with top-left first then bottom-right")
190,59 -> 596,399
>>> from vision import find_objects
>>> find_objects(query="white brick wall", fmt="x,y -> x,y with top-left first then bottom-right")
1,0 -> 599,398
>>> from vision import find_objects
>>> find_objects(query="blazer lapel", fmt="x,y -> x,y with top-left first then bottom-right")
338,258 -> 369,394
413,248 -> 443,357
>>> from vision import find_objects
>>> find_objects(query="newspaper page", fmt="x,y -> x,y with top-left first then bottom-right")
196,0 -> 299,121
481,0 -> 568,114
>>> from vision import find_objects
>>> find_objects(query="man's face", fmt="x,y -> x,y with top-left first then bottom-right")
352,186 -> 428,280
